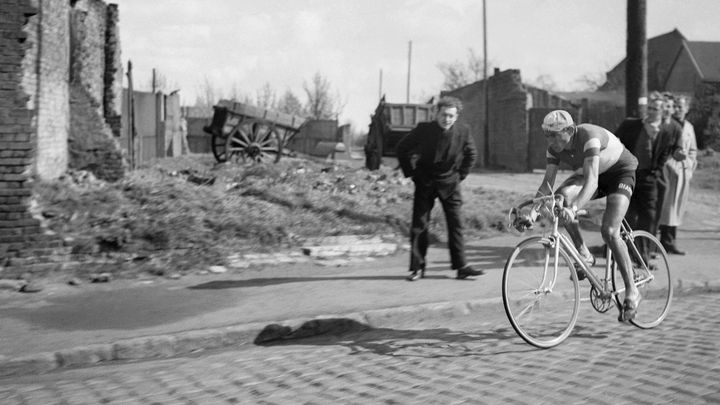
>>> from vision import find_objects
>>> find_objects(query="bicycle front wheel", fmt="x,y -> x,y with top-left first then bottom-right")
502,236 -> 580,348
612,230 -> 672,328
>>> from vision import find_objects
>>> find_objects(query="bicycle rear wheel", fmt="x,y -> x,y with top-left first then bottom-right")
502,236 -> 580,348
612,230 -> 672,328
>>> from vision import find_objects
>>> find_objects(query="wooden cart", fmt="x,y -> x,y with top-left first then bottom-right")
203,100 -> 306,163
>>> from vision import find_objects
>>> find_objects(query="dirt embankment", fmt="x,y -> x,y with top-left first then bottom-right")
31,155 -> 526,279
29,151 -> 720,280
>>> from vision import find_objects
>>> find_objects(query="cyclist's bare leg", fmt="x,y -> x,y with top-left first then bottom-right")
558,184 -> 592,258
602,193 -> 640,301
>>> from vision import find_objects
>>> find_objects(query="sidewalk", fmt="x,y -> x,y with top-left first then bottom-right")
1,220 -> 719,378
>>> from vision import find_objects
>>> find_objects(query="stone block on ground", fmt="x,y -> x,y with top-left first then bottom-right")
0,353 -> 58,378
56,344 -> 114,368
113,335 -> 177,360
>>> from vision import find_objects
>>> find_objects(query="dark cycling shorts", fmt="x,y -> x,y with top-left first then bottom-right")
559,167 -> 635,200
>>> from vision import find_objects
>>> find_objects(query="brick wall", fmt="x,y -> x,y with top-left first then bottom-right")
36,0 -> 70,180
0,0 -> 54,274
68,0 -> 125,181
1,0 -> 124,276
104,4 -> 122,137
443,69 -> 531,171
487,69 -> 529,172
442,81 -> 487,167
443,69 -> 578,172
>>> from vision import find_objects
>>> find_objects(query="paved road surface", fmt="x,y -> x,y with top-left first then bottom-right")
1,293 -> 717,404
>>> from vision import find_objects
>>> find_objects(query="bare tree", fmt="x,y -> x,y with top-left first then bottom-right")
277,89 -> 304,116
526,74 -> 559,92
194,76 -> 222,108
147,69 -> 179,93
303,72 -> 343,120
228,83 -> 251,103
573,72 -> 607,92
255,82 -> 277,109
437,48 -> 486,90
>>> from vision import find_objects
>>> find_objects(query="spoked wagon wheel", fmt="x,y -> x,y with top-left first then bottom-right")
211,132 -> 229,162
225,119 -> 283,164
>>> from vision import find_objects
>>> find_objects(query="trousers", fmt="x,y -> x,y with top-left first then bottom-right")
626,172 -> 659,263
626,172 -> 659,235
408,179 -> 466,271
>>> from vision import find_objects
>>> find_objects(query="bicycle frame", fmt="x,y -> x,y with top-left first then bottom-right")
505,192 -> 672,347
518,195 -> 655,304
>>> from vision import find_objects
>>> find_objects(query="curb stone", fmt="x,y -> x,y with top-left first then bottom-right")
1,284 -> 719,379
227,241 -> 400,269
0,298 -> 499,379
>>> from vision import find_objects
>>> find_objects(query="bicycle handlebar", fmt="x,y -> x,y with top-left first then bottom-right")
508,194 -> 588,234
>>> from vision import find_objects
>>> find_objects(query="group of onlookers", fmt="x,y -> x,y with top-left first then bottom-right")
617,91 -> 698,255
395,91 -> 698,289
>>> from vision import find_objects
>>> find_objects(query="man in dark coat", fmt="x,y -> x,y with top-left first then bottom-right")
616,92 -> 681,243
396,96 -> 484,281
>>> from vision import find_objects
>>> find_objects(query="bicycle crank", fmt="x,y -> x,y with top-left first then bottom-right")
590,286 -> 613,313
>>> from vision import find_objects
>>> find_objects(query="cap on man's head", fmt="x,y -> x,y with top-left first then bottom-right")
541,110 -> 574,132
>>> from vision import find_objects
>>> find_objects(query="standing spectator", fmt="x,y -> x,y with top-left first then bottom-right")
655,93 -> 680,226
616,92 -> 682,248
396,96 -> 484,281
658,95 -> 698,254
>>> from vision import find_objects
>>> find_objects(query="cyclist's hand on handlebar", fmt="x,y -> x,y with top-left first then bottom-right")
559,206 -> 576,223
514,215 -> 533,232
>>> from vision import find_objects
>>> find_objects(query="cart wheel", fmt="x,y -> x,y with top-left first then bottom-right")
225,119 -> 282,164
211,133 -> 228,162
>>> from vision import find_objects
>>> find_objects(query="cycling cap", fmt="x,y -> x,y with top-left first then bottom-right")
541,110 -> 574,132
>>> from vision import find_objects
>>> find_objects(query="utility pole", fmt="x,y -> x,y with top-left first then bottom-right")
626,0 -> 647,118
127,60 -> 137,169
379,69 -> 383,100
483,0 -> 489,168
406,41 -> 412,103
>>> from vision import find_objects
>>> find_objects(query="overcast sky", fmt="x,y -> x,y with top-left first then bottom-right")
117,0 -> 720,130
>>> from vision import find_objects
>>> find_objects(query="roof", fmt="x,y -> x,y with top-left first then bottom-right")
557,90 -> 624,104
602,28 -> 720,89
685,41 -> 720,81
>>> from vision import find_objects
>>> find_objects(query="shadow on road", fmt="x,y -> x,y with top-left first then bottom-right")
429,244 -> 516,271
253,318 -> 534,358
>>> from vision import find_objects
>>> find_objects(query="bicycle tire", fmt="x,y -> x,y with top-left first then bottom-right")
612,230 -> 672,328
502,236 -> 581,348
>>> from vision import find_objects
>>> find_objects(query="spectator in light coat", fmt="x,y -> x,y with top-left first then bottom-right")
658,95 -> 698,255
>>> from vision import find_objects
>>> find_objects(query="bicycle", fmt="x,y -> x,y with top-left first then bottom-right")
502,193 -> 673,348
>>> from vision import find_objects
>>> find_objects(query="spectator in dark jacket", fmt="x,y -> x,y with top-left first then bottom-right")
616,91 -> 682,245
396,96 -> 483,281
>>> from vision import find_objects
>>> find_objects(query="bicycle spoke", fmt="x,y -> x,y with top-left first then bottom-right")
502,237 -> 580,348
613,230 -> 672,328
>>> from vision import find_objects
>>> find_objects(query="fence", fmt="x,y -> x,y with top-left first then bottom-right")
120,89 -> 186,167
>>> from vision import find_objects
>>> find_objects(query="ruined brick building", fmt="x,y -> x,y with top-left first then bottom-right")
1,0 -> 123,274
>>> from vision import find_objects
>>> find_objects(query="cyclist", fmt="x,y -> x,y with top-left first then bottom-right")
521,110 -> 642,321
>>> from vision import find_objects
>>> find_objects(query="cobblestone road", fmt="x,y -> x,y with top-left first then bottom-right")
1,293 -> 718,404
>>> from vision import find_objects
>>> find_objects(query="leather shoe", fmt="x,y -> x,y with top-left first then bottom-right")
456,266 -> 485,280
406,268 -> 425,281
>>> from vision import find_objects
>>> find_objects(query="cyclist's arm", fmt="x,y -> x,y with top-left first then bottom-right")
536,163 -> 558,198
572,155 -> 599,209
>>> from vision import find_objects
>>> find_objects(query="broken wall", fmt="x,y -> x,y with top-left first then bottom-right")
68,0 -> 124,181
1,0 -> 124,275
